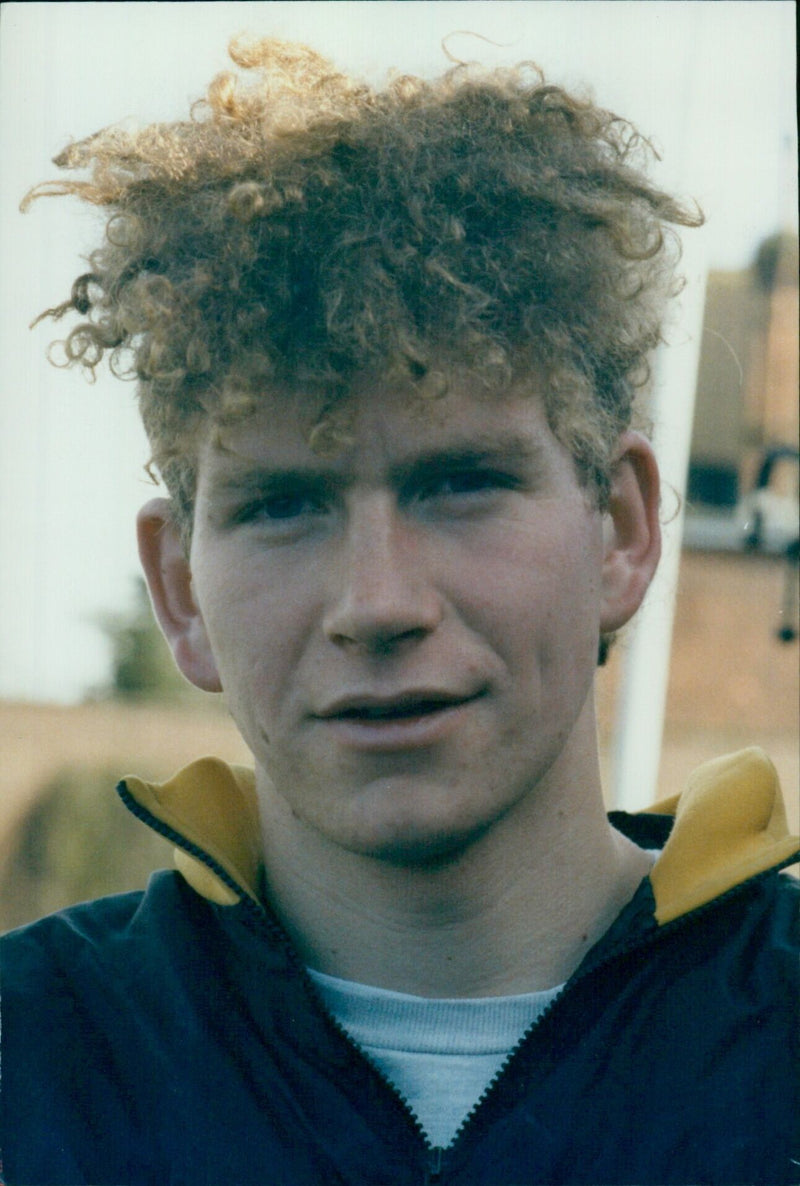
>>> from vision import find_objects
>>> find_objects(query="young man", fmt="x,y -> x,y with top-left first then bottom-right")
2,38 -> 797,1185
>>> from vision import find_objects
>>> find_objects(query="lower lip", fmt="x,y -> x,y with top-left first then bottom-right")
317,700 -> 478,752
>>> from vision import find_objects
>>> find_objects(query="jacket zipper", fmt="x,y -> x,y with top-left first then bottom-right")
294,961 -> 448,1176
457,862 -> 800,1163
117,780 -> 799,1183
424,1146 -> 443,1184
117,780 -> 444,1176
419,859 -> 800,1157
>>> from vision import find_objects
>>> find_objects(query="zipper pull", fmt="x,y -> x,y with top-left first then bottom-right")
424,1146 -> 443,1184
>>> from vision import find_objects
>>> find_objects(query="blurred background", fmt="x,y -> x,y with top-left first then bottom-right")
1,1 -> 797,930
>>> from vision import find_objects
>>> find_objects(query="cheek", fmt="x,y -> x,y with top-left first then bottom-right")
500,562 -> 602,742
191,555 -> 306,705
475,519 -> 602,654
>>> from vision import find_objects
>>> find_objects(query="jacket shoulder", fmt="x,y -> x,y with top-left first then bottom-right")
0,872 -> 188,999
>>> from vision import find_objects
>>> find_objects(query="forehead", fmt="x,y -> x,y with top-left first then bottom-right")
196,377 -> 574,483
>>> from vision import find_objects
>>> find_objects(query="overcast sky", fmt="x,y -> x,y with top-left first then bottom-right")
1,0 -> 796,703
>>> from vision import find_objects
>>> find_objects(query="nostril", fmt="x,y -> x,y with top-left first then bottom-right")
371,625 -> 432,655
328,624 -> 432,654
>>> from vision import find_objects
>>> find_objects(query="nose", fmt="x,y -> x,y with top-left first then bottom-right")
322,495 -> 443,653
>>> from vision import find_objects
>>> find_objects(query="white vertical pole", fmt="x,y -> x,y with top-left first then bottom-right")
610,6 -> 710,812
611,238 -> 708,811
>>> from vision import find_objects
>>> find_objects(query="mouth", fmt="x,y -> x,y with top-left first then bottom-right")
313,689 -> 484,748
317,691 -> 480,722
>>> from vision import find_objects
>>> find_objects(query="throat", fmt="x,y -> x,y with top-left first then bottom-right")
257,757 -> 654,998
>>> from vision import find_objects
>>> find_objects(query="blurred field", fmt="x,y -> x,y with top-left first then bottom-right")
1,548 -> 797,929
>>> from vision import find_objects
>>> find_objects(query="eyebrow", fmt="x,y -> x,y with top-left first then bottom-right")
389,437 -> 549,488
203,433 -> 550,499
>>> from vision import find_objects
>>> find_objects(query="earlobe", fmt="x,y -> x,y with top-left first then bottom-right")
599,433 -> 662,633
136,499 -> 223,693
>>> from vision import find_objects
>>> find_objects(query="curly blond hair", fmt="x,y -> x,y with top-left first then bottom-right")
26,36 -> 702,528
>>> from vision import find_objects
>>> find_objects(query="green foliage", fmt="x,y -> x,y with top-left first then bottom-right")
96,577 -> 208,704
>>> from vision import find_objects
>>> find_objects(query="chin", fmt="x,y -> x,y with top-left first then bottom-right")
343,794 -> 496,869
359,829 -> 487,869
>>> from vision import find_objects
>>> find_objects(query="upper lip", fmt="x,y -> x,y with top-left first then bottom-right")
314,688 -> 483,720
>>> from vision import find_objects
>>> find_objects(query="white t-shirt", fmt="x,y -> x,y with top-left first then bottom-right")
308,968 -> 563,1149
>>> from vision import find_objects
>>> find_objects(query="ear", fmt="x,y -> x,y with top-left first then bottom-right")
599,432 -> 662,633
136,499 -> 223,693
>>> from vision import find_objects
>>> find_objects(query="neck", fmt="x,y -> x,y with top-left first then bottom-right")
257,725 -> 652,998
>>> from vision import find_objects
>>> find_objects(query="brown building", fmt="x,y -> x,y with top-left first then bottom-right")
690,232 -> 799,509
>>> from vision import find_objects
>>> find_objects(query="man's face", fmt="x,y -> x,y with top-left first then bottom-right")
185,379 -> 612,863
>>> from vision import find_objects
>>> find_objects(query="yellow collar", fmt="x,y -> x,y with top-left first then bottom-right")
122,758 -> 261,907
645,747 -> 798,922
121,747 -> 798,923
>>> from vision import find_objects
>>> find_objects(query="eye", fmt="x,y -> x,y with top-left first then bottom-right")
255,492 -> 319,520
231,485 -> 329,528
414,467 -> 518,503
440,470 -> 503,495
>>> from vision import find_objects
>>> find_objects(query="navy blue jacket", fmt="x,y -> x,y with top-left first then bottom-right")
1,748 -> 798,1185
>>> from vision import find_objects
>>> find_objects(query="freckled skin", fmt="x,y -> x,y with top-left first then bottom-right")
187,382 -> 607,863
139,375 -> 661,992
